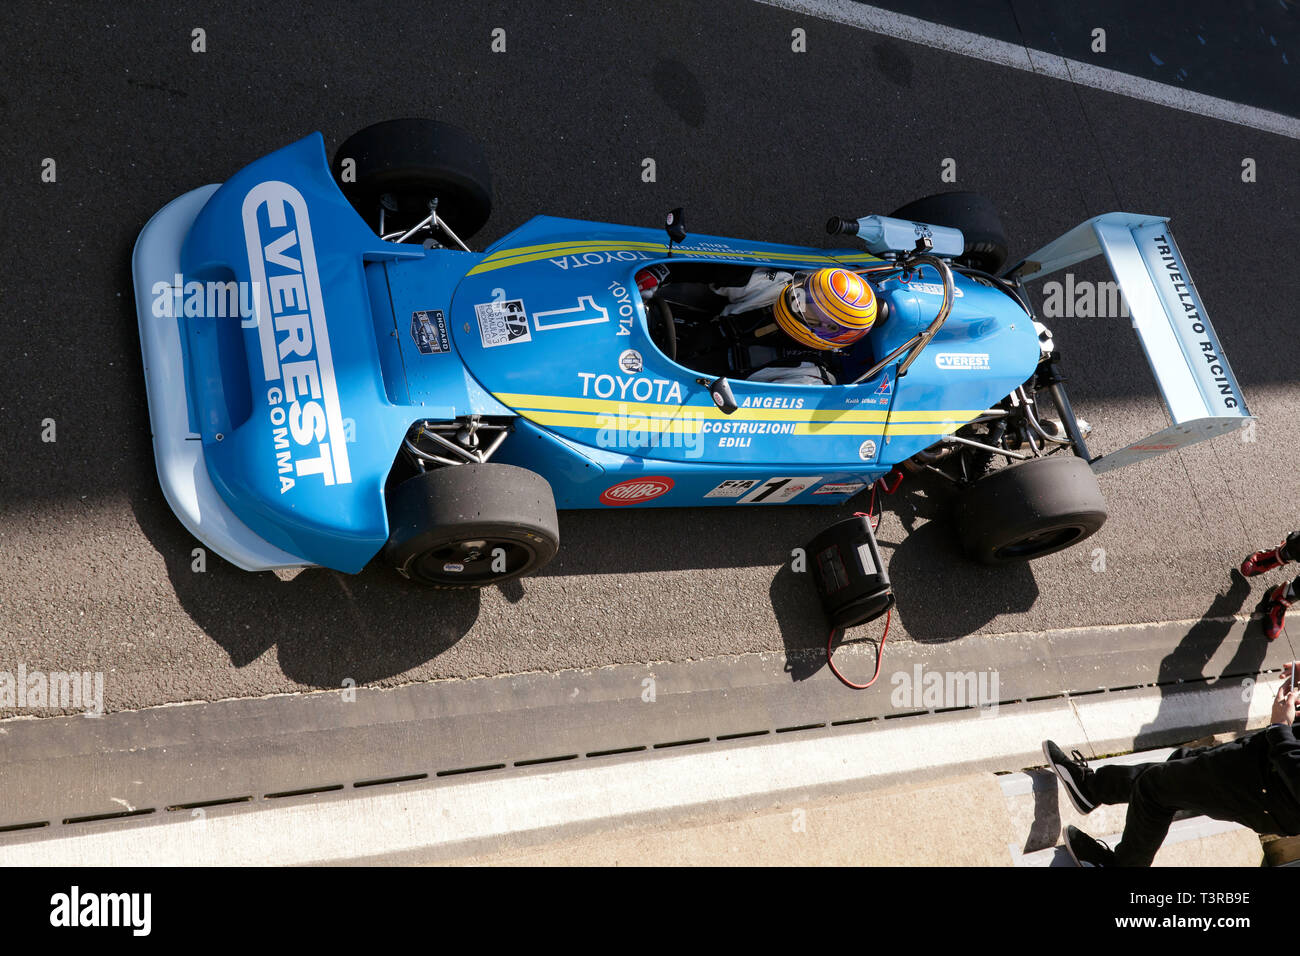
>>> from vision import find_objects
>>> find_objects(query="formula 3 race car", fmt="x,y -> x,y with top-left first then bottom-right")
132,119 -> 1252,587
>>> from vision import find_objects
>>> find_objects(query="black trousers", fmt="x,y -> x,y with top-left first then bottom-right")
1091,732 -> 1300,866
1282,531 -> 1300,598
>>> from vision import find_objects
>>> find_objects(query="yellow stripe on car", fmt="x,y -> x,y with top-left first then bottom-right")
495,391 -> 979,424
521,410 -> 705,433
468,242 -> 885,275
516,408 -> 967,438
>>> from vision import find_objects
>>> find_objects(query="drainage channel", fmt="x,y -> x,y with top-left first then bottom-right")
0,663 -> 1279,838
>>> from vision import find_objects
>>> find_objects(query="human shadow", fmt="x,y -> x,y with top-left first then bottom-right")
1024,574 -> 1262,853
1132,572 -> 1263,750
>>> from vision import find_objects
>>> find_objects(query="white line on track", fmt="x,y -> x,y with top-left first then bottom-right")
756,0 -> 1300,140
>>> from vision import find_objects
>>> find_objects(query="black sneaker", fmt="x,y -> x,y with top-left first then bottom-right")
1064,825 -> 1114,867
1042,740 -> 1096,814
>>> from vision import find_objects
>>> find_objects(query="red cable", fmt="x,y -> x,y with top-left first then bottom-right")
828,474 -> 896,689
854,486 -> 880,532
827,610 -> 891,690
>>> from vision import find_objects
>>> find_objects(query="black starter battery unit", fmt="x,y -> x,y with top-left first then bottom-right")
806,515 -> 895,630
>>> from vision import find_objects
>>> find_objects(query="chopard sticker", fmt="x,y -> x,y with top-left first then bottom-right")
411,309 -> 449,355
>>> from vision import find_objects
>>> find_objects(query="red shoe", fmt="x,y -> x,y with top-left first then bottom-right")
1241,545 -> 1289,577
1261,584 -> 1294,641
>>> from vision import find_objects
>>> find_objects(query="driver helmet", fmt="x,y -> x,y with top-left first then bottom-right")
773,267 -> 877,351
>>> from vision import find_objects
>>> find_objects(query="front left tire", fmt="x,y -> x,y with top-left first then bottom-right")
383,463 -> 559,588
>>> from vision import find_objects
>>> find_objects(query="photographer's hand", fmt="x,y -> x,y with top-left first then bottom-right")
1272,681 -> 1298,726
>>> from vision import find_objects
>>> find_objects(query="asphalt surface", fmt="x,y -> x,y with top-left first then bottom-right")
1,1 -> 1298,715
863,0 -> 1300,118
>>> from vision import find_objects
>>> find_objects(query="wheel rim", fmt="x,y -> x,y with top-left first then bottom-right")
408,537 -> 538,585
993,525 -> 1087,561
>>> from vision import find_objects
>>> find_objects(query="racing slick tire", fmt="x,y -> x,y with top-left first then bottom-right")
954,455 -> 1106,564
382,463 -> 559,589
333,118 -> 493,240
889,191 -> 1008,275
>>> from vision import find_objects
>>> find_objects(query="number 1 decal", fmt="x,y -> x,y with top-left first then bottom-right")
739,476 -> 821,504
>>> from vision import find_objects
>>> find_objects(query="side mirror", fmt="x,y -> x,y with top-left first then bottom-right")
701,376 -> 738,415
666,207 -> 687,246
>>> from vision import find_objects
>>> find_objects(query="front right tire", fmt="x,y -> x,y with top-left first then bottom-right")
333,118 -> 493,239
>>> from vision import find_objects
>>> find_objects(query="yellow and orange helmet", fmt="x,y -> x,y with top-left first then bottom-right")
773,267 -> 877,351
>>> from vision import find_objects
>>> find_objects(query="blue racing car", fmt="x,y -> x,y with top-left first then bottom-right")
132,119 -> 1252,587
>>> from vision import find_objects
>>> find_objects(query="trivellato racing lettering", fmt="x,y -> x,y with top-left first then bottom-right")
1151,233 -> 1239,410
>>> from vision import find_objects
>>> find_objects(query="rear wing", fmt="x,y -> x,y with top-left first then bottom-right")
1007,213 -> 1252,473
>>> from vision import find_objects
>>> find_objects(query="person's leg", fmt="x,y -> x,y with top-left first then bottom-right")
1087,761 -> 1151,804
1042,740 -> 1163,812
1043,739 -> 1185,806
1111,739 -> 1278,866
1260,574 -> 1299,641
1110,767 -> 1182,866
1062,755 -> 1202,867
1241,530 -> 1300,576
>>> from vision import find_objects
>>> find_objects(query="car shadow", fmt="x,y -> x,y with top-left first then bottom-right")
882,469 -> 1038,644
887,512 -> 1040,644
541,503 -> 850,577
128,489 -> 480,687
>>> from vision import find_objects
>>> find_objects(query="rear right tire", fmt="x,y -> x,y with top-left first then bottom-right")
889,191 -> 1009,274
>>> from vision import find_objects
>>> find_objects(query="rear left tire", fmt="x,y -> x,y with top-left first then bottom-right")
954,455 -> 1107,564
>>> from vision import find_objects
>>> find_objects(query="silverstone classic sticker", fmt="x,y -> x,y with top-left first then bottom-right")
475,298 -> 530,348
600,477 -> 674,506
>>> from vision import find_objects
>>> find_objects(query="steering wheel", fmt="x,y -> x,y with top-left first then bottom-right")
647,297 -> 677,362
